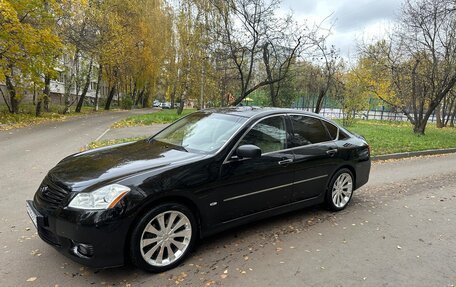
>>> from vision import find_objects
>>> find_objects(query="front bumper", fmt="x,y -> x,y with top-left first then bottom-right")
26,200 -> 132,269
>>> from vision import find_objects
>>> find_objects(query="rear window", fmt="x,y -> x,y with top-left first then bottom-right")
289,115 -> 332,147
338,130 -> 350,140
322,121 -> 338,140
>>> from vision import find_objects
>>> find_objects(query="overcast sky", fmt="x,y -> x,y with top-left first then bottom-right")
281,0 -> 403,61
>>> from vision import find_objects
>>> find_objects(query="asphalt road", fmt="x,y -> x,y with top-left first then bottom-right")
0,112 -> 455,287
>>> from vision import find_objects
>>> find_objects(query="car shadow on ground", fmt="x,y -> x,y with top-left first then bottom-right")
86,196 -> 366,284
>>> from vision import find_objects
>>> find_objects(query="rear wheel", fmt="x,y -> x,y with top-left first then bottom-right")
325,169 -> 354,211
130,203 -> 197,272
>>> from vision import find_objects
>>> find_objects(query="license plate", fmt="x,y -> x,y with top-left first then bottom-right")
26,201 -> 37,228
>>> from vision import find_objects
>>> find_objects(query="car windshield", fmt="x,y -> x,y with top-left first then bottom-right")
151,112 -> 247,154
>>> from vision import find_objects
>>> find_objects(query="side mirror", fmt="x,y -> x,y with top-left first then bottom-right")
236,144 -> 262,159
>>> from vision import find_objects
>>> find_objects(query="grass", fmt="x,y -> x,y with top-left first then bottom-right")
112,108 -> 196,128
0,104 -> 103,131
342,120 -> 456,156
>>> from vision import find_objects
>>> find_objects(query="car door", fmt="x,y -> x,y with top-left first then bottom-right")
288,115 -> 340,201
213,115 -> 295,223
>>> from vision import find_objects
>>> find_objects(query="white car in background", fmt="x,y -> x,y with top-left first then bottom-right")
161,102 -> 171,109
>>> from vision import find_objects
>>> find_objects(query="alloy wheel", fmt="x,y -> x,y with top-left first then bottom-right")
139,210 -> 192,267
331,172 -> 353,208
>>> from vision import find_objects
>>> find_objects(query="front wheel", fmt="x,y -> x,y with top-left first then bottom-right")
129,203 -> 197,272
325,169 -> 354,211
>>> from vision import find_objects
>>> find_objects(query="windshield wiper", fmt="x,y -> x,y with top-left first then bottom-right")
173,145 -> 188,152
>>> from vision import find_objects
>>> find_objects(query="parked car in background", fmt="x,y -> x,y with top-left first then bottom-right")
153,100 -> 161,107
26,107 -> 371,272
161,102 -> 171,109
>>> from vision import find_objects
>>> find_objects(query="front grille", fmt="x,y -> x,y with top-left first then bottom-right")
36,178 -> 70,211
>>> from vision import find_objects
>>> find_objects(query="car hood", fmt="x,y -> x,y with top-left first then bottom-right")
48,140 -> 207,190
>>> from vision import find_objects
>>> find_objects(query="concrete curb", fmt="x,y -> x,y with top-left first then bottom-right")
372,148 -> 456,161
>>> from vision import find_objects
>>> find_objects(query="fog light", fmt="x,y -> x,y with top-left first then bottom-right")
73,242 -> 94,258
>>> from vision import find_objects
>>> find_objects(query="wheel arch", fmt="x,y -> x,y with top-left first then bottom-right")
124,195 -> 202,264
329,164 -> 357,190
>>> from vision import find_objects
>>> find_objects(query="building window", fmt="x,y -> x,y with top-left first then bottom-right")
58,72 -> 64,83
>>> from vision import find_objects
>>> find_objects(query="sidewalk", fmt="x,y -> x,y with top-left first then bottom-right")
100,124 -> 169,141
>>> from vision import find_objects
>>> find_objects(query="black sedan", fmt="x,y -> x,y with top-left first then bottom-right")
26,107 -> 370,272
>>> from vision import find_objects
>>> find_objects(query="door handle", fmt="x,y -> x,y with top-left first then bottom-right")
326,149 -> 338,157
278,158 -> 293,166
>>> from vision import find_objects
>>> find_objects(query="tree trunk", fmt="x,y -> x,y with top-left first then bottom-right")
105,85 -> 116,110
435,103 -> 443,128
413,121 -> 427,135
43,74 -> 50,112
449,103 -> 456,127
413,101 -> 438,135
444,98 -> 454,126
132,80 -> 137,107
0,86 -> 12,113
94,64 -> 102,111
134,88 -> 144,107
170,83 -> 176,109
62,49 -> 80,114
44,94 -> 50,112
314,89 -> 325,114
33,83 -> 36,105
5,75 -> 19,114
143,88 -> 150,108
36,76 -> 51,117
170,70 -> 179,109
178,61 -> 191,115
76,59 -> 93,113
178,80 -> 188,115
262,43 -> 277,107
35,100 -> 42,117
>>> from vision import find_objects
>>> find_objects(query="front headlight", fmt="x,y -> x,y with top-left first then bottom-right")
68,184 -> 130,210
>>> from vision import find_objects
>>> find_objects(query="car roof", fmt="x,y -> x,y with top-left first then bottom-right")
201,106 -> 327,121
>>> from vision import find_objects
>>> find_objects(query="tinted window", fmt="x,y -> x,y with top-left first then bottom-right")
153,112 -> 246,154
240,116 -> 287,153
322,121 -> 338,140
290,115 -> 331,147
339,130 -> 350,140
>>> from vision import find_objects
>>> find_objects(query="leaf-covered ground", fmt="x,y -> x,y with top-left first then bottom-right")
0,105 -> 107,131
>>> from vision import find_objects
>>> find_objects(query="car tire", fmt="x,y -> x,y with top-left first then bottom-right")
129,203 -> 197,272
325,169 -> 354,211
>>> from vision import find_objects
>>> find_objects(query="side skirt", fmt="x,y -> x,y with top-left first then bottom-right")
200,194 -> 324,238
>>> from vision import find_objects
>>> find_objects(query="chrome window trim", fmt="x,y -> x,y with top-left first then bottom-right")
223,174 -> 328,202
